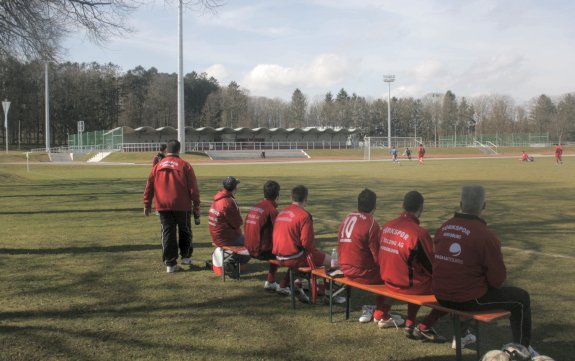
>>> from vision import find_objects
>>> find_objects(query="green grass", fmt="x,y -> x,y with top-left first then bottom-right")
0,157 -> 573,360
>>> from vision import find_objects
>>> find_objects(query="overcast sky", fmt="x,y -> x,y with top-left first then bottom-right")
63,0 -> 575,104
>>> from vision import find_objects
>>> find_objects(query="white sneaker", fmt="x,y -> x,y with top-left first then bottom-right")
166,264 -> 183,273
181,257 -> 191,265
264,281 -> 279,291
528,345 -> 539,357
451,330 -> 477,349
333,296 -> 346,304
378,314 -> 405,329
276,286 -> 291,296
359,305 -> 376,323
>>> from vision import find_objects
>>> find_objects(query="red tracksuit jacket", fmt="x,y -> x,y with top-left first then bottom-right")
143,155 -> 200,214
432,212 -> 507,302
244,199 -> 278,257
208,189 -> 243,247
338,211 -> 380,278
379,212 -> 434,295
272,204 -> 315,257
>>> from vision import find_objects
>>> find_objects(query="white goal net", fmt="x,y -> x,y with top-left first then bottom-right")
363,137 -> 423,160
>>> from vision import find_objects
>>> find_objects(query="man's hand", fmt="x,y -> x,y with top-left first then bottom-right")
144,207 -> 151,216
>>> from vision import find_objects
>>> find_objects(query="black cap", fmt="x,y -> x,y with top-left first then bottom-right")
223,176 -> 240,191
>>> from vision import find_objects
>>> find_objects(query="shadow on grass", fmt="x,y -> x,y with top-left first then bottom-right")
0,208 -> 142,215
0,242 -> 213,255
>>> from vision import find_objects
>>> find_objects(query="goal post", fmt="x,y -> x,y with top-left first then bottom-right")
363,137 -> 423,160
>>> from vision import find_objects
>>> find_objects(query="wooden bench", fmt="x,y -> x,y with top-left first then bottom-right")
312,268 -> 510,361
219,246 -> 315,310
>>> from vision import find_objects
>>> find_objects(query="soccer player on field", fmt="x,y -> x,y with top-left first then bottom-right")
433,185 -> 538,356
272,185 -> 332,291
379,191 -> 447,341
244,180 -> 289,294
418,144 -> 426,165
555,144 -> 563,164
337,188 -> 388,324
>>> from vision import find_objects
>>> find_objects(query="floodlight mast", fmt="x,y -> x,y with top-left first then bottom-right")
383,75 -> 395,148
177,0 -> 185,150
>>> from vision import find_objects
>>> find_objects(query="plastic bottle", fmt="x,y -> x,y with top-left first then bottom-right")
330,248 -> 339,269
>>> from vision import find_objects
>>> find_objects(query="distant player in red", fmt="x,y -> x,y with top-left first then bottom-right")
418,144 -> 426,165
521,150 -> 528,162
555,144 -> 563,164
272,185 -> 332,290
244,180 -> 288,293
152,144 -> 167,166
379,191 -> 447,341
338,188 -> 387,324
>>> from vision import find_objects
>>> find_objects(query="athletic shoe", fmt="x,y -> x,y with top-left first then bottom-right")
359,305 -> 376,323
166,264 -> 183,273
333,295 -> 346,304
223,261 -> 240,279
413,326 -> 447,343
377,314 -> 405,329
264,281 -> 279,292
404,324 -> 417,339
276,285 -> 291,296
295,288 -> 310,303
451,329 -> 477,349
528,345 -> 539,357
181,257 -> 191,265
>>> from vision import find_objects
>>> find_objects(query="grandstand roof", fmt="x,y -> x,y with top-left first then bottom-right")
109,126 -> 358,135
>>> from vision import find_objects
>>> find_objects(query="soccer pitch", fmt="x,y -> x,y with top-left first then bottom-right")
0,157 -> 573,360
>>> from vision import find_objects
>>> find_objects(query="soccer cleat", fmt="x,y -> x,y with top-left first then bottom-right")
377,314 -> 405,329
264,281 -> 279,292
359,305 -> 376,323
181,257 -> 192,265
404,324 -> 417,339
166,264 -> 183,273
451,329 -> 477,349
223,261 -> 240,279
413,326 -> 447,343
276,285 -> 291,296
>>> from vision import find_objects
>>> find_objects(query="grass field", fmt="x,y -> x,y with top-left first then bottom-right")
0,155 -> 573,360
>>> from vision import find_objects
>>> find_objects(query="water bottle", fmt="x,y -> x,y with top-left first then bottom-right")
330,248 -> 339,269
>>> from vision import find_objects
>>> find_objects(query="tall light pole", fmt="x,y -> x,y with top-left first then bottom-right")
2,99 -> 10,153
177,0 -> 186,151
45,62 -> 51,152
383,75 -> 395,148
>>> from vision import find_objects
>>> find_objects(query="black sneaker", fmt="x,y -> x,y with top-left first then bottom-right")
404,324 -> 418,339
295,287 -> 310,303
413,326 -> 447,343
223,261 -> 240,279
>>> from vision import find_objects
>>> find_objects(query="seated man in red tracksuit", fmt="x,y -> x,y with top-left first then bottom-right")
208,176 -> 250,277
272,185 -> 332,292
338,188 -> 389,324
244,180 -> 289,294
433,185 -> 537,356
379,191 -> 447,341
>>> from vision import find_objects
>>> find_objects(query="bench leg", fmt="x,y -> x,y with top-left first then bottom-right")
452,313 -> 462,361
345,286 -> 351,320
289,268 -> 296,310
329,278 -> 333,323
221,248 -> 226,282
475,320 -> 480,361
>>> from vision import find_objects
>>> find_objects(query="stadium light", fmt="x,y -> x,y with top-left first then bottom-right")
2,99 -> 10,153
177,0 -> 185,150
383,75 -> 395,148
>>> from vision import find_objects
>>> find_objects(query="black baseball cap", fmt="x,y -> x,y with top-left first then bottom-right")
223,176 -> 240,191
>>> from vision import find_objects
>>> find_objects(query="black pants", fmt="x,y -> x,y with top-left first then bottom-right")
438,286 -> 532,347
159,211 -> 193,266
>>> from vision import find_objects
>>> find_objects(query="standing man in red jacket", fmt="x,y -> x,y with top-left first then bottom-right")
433,185 -> 537,356
144,139 -> 201,273
272,185 -> 332,290
379,191 -> 447,340
337,188 -> 387,324
208,176 -> 250,277
244,180 -> 289,293
417,144 -> 426,165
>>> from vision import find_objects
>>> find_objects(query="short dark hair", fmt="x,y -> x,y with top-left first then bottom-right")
403,191 -> 424,213
263,180 -> 280,200
291,185 -> 308,203
159,144 -> 167,152
167,139 -> 180,154
358,188 -> 376,213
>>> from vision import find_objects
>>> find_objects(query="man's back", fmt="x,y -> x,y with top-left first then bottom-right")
379,213 -> 433,294
272,203 -> 314,257
209,189 -> 243,246
338,211 -> 379,278
244,198 -> 278,257
432,213 -> 506,302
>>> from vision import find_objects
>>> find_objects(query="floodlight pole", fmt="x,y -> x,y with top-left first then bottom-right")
2,99 -> 10,153
177,0 -> 186,151
383,75 -> 395,148
45,62 -> 51,153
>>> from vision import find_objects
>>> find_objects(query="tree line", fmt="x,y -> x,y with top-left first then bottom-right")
1,57 -> 574,147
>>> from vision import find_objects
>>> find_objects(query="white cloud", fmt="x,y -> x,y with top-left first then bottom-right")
204,64 -> 230,81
